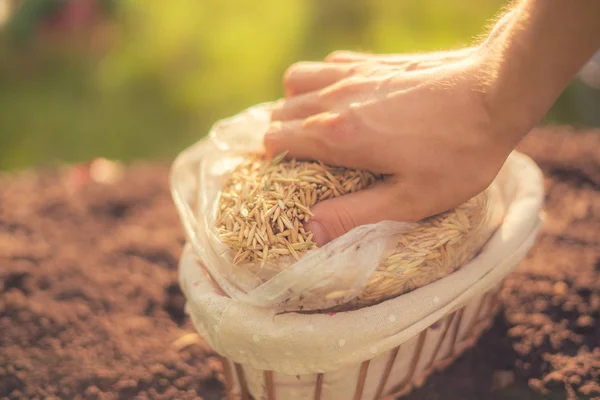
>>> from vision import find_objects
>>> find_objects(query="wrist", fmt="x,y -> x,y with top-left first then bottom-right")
475,6 -> 561,148
468,7 -> 540,148
477,42 -> 543,148
478,0 -> 600,147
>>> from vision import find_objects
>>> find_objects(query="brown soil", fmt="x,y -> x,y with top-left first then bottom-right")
0,127 -> 598,400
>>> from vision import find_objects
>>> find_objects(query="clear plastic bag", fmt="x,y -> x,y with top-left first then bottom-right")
170,103 -> 505,312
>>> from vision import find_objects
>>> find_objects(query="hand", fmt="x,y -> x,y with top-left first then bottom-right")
264,48 -> 519,246
265,0 -> 600,246
281,7 -> 516,98
283,47 -> 477,98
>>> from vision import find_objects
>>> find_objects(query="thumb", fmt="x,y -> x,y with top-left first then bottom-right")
306,182 -> 418,246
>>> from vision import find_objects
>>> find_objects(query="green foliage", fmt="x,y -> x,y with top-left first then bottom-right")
0,0 -> 593,171
98,0 -> 309,116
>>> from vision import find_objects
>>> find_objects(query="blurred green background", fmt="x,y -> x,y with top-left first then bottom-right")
1,0 -> 599,171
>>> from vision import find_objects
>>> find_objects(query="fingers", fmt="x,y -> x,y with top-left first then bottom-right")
264,111 -> 368,170
306,181 -> 420,246
271,92 -> 322,121
281,50 -> 464,102
264,114 -> 338,162
325,48 -> 476,68
325,50 -> 375,63
284,62 -> 354,97
272,75 -> 378,122
326,50 -> 416,66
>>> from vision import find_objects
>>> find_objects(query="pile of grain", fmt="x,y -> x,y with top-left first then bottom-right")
216,153 -> 493,309
216,152 -> 380,266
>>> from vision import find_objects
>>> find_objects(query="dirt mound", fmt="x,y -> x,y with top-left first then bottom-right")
0,127 -> 598,399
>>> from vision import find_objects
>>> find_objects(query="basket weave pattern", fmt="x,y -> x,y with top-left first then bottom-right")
216,285 -> 502,400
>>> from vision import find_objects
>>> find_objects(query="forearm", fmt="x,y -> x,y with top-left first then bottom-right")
481,0 -> 600,145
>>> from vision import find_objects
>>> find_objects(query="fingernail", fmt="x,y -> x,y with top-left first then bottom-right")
307,221 -> 329,247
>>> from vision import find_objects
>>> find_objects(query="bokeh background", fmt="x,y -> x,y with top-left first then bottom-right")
1,0 -> 599,171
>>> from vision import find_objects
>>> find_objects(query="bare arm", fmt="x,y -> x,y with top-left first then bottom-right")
265,0 -> 600,245
483,0 -> 600,146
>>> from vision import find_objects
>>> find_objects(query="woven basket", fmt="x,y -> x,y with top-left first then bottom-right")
219,290 -> 501,400
177,153 -> 543,400
191,252 -> 503,400
180,204 -> 542,400
172,103 -> 545,399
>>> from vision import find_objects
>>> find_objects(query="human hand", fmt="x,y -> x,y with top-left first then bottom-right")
281,7 -> 516,98
264,48 -> 522,246
282,47 -> 477,98
264,0 -> 600,246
